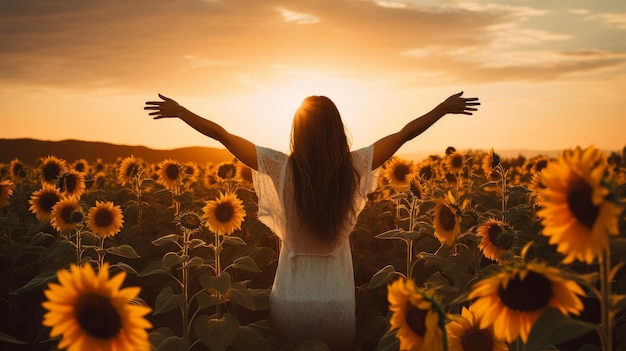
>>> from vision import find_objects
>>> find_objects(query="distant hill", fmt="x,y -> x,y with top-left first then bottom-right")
0,139 -> 234,165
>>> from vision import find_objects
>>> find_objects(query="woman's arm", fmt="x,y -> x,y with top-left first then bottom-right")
371,92 -> 479,169
144,94 -> 258,170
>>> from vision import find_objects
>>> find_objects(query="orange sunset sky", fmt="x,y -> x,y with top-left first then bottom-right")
1,0 -> 625,156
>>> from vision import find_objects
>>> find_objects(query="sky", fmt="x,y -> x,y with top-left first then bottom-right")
1,0 -> 625,156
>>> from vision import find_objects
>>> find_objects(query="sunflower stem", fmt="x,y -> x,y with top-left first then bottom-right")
182,228 -> 190,344
215,230 -> 222,320
599,248 -> 613,351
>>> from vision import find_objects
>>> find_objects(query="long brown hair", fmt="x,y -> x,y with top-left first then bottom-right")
289,96 -> 360,244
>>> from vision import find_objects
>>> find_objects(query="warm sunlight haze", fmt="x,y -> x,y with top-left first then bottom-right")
1,0 -> 625,155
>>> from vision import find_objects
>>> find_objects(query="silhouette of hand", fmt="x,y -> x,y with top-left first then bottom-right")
144,94 -> 183,119
440,92 -> 480,115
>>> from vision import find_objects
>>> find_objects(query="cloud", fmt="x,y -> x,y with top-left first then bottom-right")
0,0 -> 623,95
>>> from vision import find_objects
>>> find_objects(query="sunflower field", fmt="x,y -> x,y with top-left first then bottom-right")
0,145 -> 625,351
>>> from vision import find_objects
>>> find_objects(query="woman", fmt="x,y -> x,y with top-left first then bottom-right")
144,92 -> 479,349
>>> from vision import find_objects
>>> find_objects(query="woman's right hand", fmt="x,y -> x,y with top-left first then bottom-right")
144,94 -> 185,119
439,91 -> 480,115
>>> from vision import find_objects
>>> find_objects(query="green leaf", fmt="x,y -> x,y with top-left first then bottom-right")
151,233 -> 180,247
200,272 -> 231,294
0,331 -> 27,344
376,328 -> 399,351
107,244 -> 140,259
162,251 -> 184,269
153,287 -> 184,315
112,262 -> 139,275
525,307 -> 597,351
368,265 -> 398,289
194,313 -> 240,351
229,281 -> 255,310
138,260 -> 169,277
222,236 -> 247,246
187,238 -> 207,249
418,252 -> 454,272
231,256 -> 262,273
230,320 -> 270,351
185,256 -> 205,269
149,327 -> 189,351
10,270 -> 58,295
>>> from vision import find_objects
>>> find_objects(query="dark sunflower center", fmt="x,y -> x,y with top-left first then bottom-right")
165,164 -> 180,180
535,160 -> 548,173
125,164 -> 138,178
75,293 -> 122,339
95,209 -> 113,227
461,326 -> 494,351
64,175 -> 78,193
439,205 -> 457,231
218,164 -> 236,179
405,303 -> 427,337
61,206 -> 75,224
498,270 -> 553,312
43,163 -> 61,182
40,193 -> 61,213
419,166 -> 433,180
567,178 -> 600,229
451,155 -> 463,168
181,214 -> 201,229
488,224 -> 514,249
12,163 -> 23,177
71,211 -> 84,223
491,154 -> 501,169
75,163 -> 86,173
215,203 -> 234,223
393,164 -> 410,182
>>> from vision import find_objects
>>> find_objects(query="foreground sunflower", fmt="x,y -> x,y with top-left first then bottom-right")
0,179 -> 15,207
51,198 -> 84,232
536,145 -> 621,264
157,159 -> 183,194
29,184 -> 63,221
446,306 -> 508,351
432,191 -> 461,246
117,156 -> 142,186
203,191 -> 246,235
383,157 -> 416,192
41,156 -> 67,185
42,263 -> 152,351
216,161 -> 237,181
476,218 -> 514,262
468,262 -> 584,343
87,201 -> 124,238
387,277 -> 444,351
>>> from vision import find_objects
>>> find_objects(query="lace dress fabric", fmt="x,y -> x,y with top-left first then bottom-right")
252,145 -> 379,349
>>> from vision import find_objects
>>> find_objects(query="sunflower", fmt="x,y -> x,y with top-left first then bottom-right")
476,218 -> 514,262
117,156 -> 143,186
383,157 -> 416,192
387,277 -> 444,351
432,191 -> 461,246
72,159 -> 90,174
51,198 -> 84,231
29,184 -> 63,221
203,191 -> 246,235
87,201 -> 124,238
42,263 -> 152,351
41,156 -> 67,185
57,170 -> 86,199
536,145 -> 621,264
236,162 -> 253,184
417,162 -> 434,181
446,306 -> 508,351
445,151 -> 465,174
183,161 -> 200,183
157,159 -> 183,194
175,209 -> 205,235
0,180 -> 15,207
9,158 -> 26,180
409,178 -> 424,199
468,262 -> 584,343
481,149 -> 501,179
216,161 -> 237,181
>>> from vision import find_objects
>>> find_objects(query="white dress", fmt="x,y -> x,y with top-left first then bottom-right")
252,145 -> 379,349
